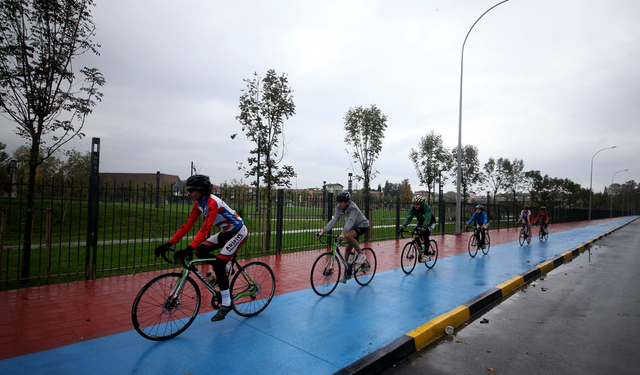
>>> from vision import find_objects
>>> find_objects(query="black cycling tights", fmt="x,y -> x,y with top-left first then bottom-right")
211,258 -> 230,290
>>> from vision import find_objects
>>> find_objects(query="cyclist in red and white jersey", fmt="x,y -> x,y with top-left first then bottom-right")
517,205 -> 533,243
154,174 -> 247,322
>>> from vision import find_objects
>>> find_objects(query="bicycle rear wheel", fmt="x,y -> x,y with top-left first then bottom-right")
131,273 -> 201,341
482,232 -> 490,255
311,252 -> 341,296
425,240 -> 438,269
401,242 -> 417,274
354,248 -> 376,286
230,261 -> 276,317
468,234 -> 478,258
519,228 -> 525,246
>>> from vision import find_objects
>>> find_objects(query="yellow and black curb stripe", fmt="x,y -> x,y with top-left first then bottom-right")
334,218 -> 637,375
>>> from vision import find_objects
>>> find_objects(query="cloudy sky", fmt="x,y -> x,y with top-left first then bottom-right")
2,0 -> 639,194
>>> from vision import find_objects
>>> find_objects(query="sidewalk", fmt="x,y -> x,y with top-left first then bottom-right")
0,218 -> 622,361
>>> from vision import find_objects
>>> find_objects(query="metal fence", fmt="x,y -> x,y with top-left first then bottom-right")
0,179 -> 627,290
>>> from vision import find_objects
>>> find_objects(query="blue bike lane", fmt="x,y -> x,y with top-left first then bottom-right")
0,217 -> 636,375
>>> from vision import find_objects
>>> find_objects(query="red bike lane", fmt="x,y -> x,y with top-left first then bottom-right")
0,218 -> 621,360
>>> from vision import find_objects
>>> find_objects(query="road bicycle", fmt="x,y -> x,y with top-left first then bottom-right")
398,228 -> 438,274
536,221 -> 550,242
518,221 -> 532,246
131,249 -> 275,341
310,234 -> 377,297
466,224 -> 490,257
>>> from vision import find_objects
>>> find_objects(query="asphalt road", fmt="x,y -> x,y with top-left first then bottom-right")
382,219 -> 640,375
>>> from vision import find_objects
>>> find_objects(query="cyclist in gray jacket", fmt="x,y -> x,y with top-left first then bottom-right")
317,191 -> 370,283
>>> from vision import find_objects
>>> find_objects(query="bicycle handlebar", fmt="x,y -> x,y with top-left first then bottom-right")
160,248 -> 195,269
398,228 -> 421,239
316,233 -> 347,246
160,248 -> 177,264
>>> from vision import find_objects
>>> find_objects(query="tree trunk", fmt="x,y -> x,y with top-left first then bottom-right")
21,139 -> 40,282
264,167 -> 272,252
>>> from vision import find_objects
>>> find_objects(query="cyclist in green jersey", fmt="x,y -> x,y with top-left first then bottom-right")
400,195 -> 436,262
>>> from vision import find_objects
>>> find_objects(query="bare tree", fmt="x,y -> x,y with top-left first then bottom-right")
1,0 -> 105,280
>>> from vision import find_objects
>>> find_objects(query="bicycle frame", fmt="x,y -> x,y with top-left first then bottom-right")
328,240 -> 350,270
167,258 -> 218,300
318,235 -> 361,273
411,230 -> 423,248
166,255 -> 257,302
539,222 -> 548,234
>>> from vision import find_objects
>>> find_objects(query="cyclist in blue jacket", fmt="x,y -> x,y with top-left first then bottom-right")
465,204 -> 489,249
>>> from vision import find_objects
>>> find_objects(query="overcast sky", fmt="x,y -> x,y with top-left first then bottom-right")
2,0 -> 639,194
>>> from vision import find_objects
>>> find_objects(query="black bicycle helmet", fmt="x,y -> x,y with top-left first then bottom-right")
523,204 -> 529,209
541,206 -> 547,210
475,204 -> 484,210
336,191 -> 351,202
186,174 -> 212,192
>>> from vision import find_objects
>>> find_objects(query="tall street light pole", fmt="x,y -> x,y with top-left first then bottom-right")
610,169 -> 627,218
589,146 -> 616,220
456,0 -> 510,235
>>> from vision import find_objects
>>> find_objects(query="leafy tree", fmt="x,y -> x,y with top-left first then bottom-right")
504,158 -> 524,204
60,149 -> 90,184
409,131 -> 453,204
344,104 -> 388,202
400,178 -> 412,204
0,142 -> 8,164
0,142 -> 10,191
383,180 -> 400,197
524,170 -> 554,206
12,145 -> 62,183
0,0 -> 105,280
233,69 -> 296,251
483,157 -> 510,204
56,148 -> 90,222
449,144 -> 482,203
220,178 -> 251,206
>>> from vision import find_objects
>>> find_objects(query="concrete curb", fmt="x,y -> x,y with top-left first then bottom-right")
333,218 -> 637,375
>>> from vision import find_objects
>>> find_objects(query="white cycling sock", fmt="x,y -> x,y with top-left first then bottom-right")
221,289 -> 231,307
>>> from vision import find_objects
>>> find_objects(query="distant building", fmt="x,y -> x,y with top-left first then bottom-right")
325,183 -> 344,194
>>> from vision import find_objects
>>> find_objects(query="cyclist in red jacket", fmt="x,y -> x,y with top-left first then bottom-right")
534,206 -> 550,235
154,174 -> 247,322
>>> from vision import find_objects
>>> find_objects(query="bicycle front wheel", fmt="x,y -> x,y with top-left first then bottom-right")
482,233 -> 490,255
231,261 -> 276,317
519,228 -> 525,246
539,227 -> 544,242
401,241 -> 417,274
425,240 -> 438,269
131,273 -> 201,341
311,252 -> 341,296
354,248 -> 376,286
544,227 -> 549,241
468,234 -> 478,258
